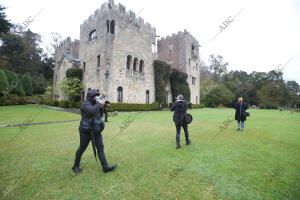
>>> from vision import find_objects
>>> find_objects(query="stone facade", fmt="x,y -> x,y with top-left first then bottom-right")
53,0 -> 200,104
53,37 -> 80,100
157,30 -> 201,104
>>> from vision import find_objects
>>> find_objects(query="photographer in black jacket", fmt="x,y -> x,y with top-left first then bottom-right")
103,101 -> 110,122
170,94 -> 191,149
72,89 -> 117,174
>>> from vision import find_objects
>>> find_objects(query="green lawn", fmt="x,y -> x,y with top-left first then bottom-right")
0,105 -> 299,200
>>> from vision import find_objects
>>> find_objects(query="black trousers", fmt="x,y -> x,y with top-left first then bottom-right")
104,112 -> 108,122
175,121 -> 189,146
74,128 -> 108,168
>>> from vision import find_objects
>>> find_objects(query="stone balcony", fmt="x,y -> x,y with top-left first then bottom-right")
126,69 -> 145,80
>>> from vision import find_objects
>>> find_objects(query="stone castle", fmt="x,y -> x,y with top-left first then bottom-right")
53,0 -> 200,104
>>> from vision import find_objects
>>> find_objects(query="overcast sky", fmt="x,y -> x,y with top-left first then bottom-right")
2,0 -> 300,83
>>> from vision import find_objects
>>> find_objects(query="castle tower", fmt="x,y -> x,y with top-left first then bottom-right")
157,30 -> 201,104
53,37 -> 80,100
79,0 -> 156,103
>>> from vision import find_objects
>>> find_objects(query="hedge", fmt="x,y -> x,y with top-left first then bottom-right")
110,102 -> 160,111
192,103 -> 205,109
0,69 -> 8,96
3,70 -> 19,94
66,68 -> 83,80
0,94 -> 31,106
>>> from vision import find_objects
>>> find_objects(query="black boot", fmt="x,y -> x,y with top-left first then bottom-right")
105,115 -> 108,122
103,164 -> 117,173
186,139 -> 191,145
176,144 -> 181,149
72,163 -> 82,174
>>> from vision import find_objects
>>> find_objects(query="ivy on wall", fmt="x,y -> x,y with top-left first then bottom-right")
153,60 -> 190,103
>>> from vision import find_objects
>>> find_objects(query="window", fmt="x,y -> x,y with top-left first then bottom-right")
133,57 -> 138,71
146,90 -> 150,104
89,30 -> 96,41
110,20 -> 115,34
196,63 -> 198,70
97,55 -> 100,68
117,87 -> 123,103
139,60 -> 144,73
189,58 -> 191,66
126,55 -> 132,70
83,62 -> 86,73
192,77 -> 196,85
106,20 -> 110,33
192,44 -> 195,51
168,43 -> 173,55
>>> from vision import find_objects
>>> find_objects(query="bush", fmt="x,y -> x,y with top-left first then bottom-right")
0,69 -> 8,96
75,101 -> 82,108
66,68 -> 83,80
53,100 -> 59,106
192,103 -> 205,109
45,100 -> 54,106
0,94 -> 31,106
58,101 -> 69,108
3,70 -> 19,94
21,75 -> 33,96
110,102 -> 160,111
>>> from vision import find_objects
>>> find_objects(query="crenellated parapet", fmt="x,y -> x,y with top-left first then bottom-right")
80,0 -> 155,34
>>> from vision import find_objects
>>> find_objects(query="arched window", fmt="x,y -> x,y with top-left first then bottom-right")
110,20 -> 115,34
126,55 -> 132,70
133,57 -> 138,71
117,87 -> 123,103
146,90 -> 150,104
139,60 -> 144,73
106,20 -> 110,33
192,44 -> 195,51
89,30 -> 96,41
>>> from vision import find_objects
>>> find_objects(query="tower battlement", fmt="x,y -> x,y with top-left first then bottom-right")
80,0 -> 155,34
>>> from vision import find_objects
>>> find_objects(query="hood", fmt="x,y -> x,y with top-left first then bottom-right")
87,89 -> 100,103
176,100 -> 184,107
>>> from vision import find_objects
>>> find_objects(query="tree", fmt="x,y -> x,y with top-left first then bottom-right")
0,5 -> 12,36
208,54 -> 228,81
59,77 -> 83,103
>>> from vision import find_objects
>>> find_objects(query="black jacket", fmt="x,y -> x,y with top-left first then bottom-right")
171,100 -> 188,124
234,102 -> 248,121
80,89 -> 103,122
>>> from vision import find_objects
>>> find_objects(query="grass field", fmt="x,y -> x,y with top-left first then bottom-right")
0,105 -> 299,200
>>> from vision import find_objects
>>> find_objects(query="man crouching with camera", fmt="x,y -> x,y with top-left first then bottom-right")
72,89 -> 117,174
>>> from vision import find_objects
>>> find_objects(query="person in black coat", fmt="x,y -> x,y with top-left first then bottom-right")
170,94 -> 191,149
234,97 -> 248,132
72,89 -> 117,174
103,101 -> 110,122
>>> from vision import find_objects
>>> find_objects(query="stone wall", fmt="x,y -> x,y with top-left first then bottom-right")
157,30 -> 200,104
79,0 -> 156,103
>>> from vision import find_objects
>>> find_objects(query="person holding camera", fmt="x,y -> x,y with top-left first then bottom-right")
72,89 -> 117,174
170,94 -> 191,149
103,101 -> 110,122
234,97 -> 248,132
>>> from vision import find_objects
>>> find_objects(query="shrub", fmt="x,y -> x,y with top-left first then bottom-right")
21,75 -> 33,96
58,101 -> 69,108
53,100 -> 59,106
66,68 -> 83,80
110,102 -> 160,111
58,77 -> 83,103
75,101 -> 82,108
3,70 -> 19,94
0,69 -> 8,96
0,94 -> 31,106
